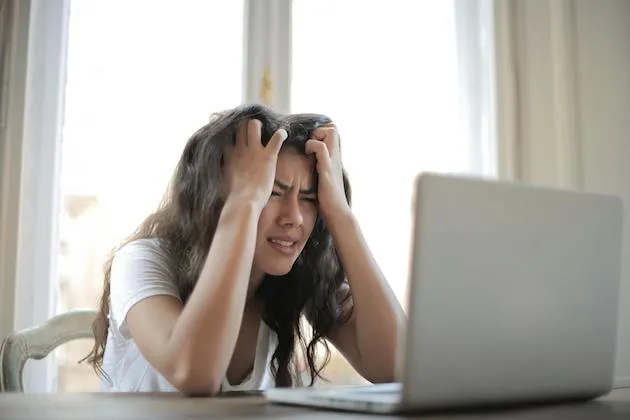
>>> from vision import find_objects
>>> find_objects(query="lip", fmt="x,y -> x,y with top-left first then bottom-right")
267,236 -> 299,255
269,235 -> 300,242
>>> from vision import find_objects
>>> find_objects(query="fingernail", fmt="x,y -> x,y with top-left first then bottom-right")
278,129 -> 288,140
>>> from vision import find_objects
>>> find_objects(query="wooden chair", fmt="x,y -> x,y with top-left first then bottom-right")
0,309 -> 97,392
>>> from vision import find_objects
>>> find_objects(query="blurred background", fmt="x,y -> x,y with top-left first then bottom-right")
1,0 -> 629,393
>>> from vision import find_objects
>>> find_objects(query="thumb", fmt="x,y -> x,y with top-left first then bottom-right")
267,128 -> 288,155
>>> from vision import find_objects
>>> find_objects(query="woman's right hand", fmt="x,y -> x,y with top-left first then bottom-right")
224,119 -> 287,210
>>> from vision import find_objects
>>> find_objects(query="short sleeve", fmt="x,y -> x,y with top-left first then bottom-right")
109,238 -> 182,339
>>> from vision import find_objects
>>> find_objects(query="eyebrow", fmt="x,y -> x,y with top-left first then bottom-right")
274,180 -> 317,195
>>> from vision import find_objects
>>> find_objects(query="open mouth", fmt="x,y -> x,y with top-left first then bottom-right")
267,238 -> 298,255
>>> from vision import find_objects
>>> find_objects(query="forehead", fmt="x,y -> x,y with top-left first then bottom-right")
275,148 -> 316,186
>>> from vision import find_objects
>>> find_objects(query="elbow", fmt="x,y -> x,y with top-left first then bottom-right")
369,373 -> 396,384
363,349 -> 399,384
160,337 -> 227,396
366,367 -> 397,384
167,360 -> 223,396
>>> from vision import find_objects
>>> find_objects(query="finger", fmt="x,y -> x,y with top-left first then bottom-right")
247,119 -> 263,148
305,139 -> 332,170
311,126 -> 340,154
266,128 -> 288,155
235,120 -> 248,147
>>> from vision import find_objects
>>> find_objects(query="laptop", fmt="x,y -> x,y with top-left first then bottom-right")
265,172 -> 624,413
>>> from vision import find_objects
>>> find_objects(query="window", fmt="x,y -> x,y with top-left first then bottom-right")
291,0 -> 494,384
293,0 -> 468,300
56,0 -> 244,391
8,0 -> 494,392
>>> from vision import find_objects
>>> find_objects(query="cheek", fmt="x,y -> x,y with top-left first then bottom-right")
256,205 -> 276,237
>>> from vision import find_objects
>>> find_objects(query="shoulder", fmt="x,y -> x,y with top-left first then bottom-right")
113,238 -> 170,261
108,238 -> 181,333
109,237 -> 179,294
111,238 -> 175,273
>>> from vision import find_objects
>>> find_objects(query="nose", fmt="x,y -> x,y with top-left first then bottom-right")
277,194 -> 304,228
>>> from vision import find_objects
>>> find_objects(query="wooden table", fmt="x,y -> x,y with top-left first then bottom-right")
1,388 -> 629,419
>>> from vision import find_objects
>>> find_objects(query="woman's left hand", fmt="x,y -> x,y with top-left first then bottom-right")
305,125 -> 351,221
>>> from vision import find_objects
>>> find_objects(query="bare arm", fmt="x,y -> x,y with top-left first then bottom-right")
326,211 -> 406,383
304,126 -> 406,383
125,198 -> 260,395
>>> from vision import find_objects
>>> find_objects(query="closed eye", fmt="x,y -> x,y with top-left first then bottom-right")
271,190 -> 317,204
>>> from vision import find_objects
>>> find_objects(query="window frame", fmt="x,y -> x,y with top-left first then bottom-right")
0,0 -> 70,392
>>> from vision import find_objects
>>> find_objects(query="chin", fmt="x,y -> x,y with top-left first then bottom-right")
253,244 -> 303,277
254,253 -> 298,277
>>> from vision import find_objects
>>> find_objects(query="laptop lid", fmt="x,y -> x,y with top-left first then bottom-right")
400,173 -> 623,409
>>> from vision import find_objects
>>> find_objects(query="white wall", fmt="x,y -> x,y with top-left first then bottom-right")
574,0 -> 630,387
495,0 -> 630,387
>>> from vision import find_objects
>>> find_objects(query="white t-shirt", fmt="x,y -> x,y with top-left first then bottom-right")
100,238 -> 278,392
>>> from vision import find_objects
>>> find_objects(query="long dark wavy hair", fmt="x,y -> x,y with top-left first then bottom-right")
82,104 -> 353,388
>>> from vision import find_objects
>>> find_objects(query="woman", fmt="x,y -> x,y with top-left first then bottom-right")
83,104 -> 405,394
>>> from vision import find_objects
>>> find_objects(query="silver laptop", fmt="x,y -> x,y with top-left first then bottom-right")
265,173 -> 624,413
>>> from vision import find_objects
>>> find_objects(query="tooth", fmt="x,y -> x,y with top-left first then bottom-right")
271,239 -> 293,247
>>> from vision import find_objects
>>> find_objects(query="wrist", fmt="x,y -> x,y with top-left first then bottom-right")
322,206 -> 355,232
223,194 -> 265,218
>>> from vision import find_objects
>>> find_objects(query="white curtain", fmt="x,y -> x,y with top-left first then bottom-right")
493,0 -> 630,388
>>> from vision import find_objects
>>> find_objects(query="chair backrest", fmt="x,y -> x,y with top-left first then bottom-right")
0,309 -> 97,392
